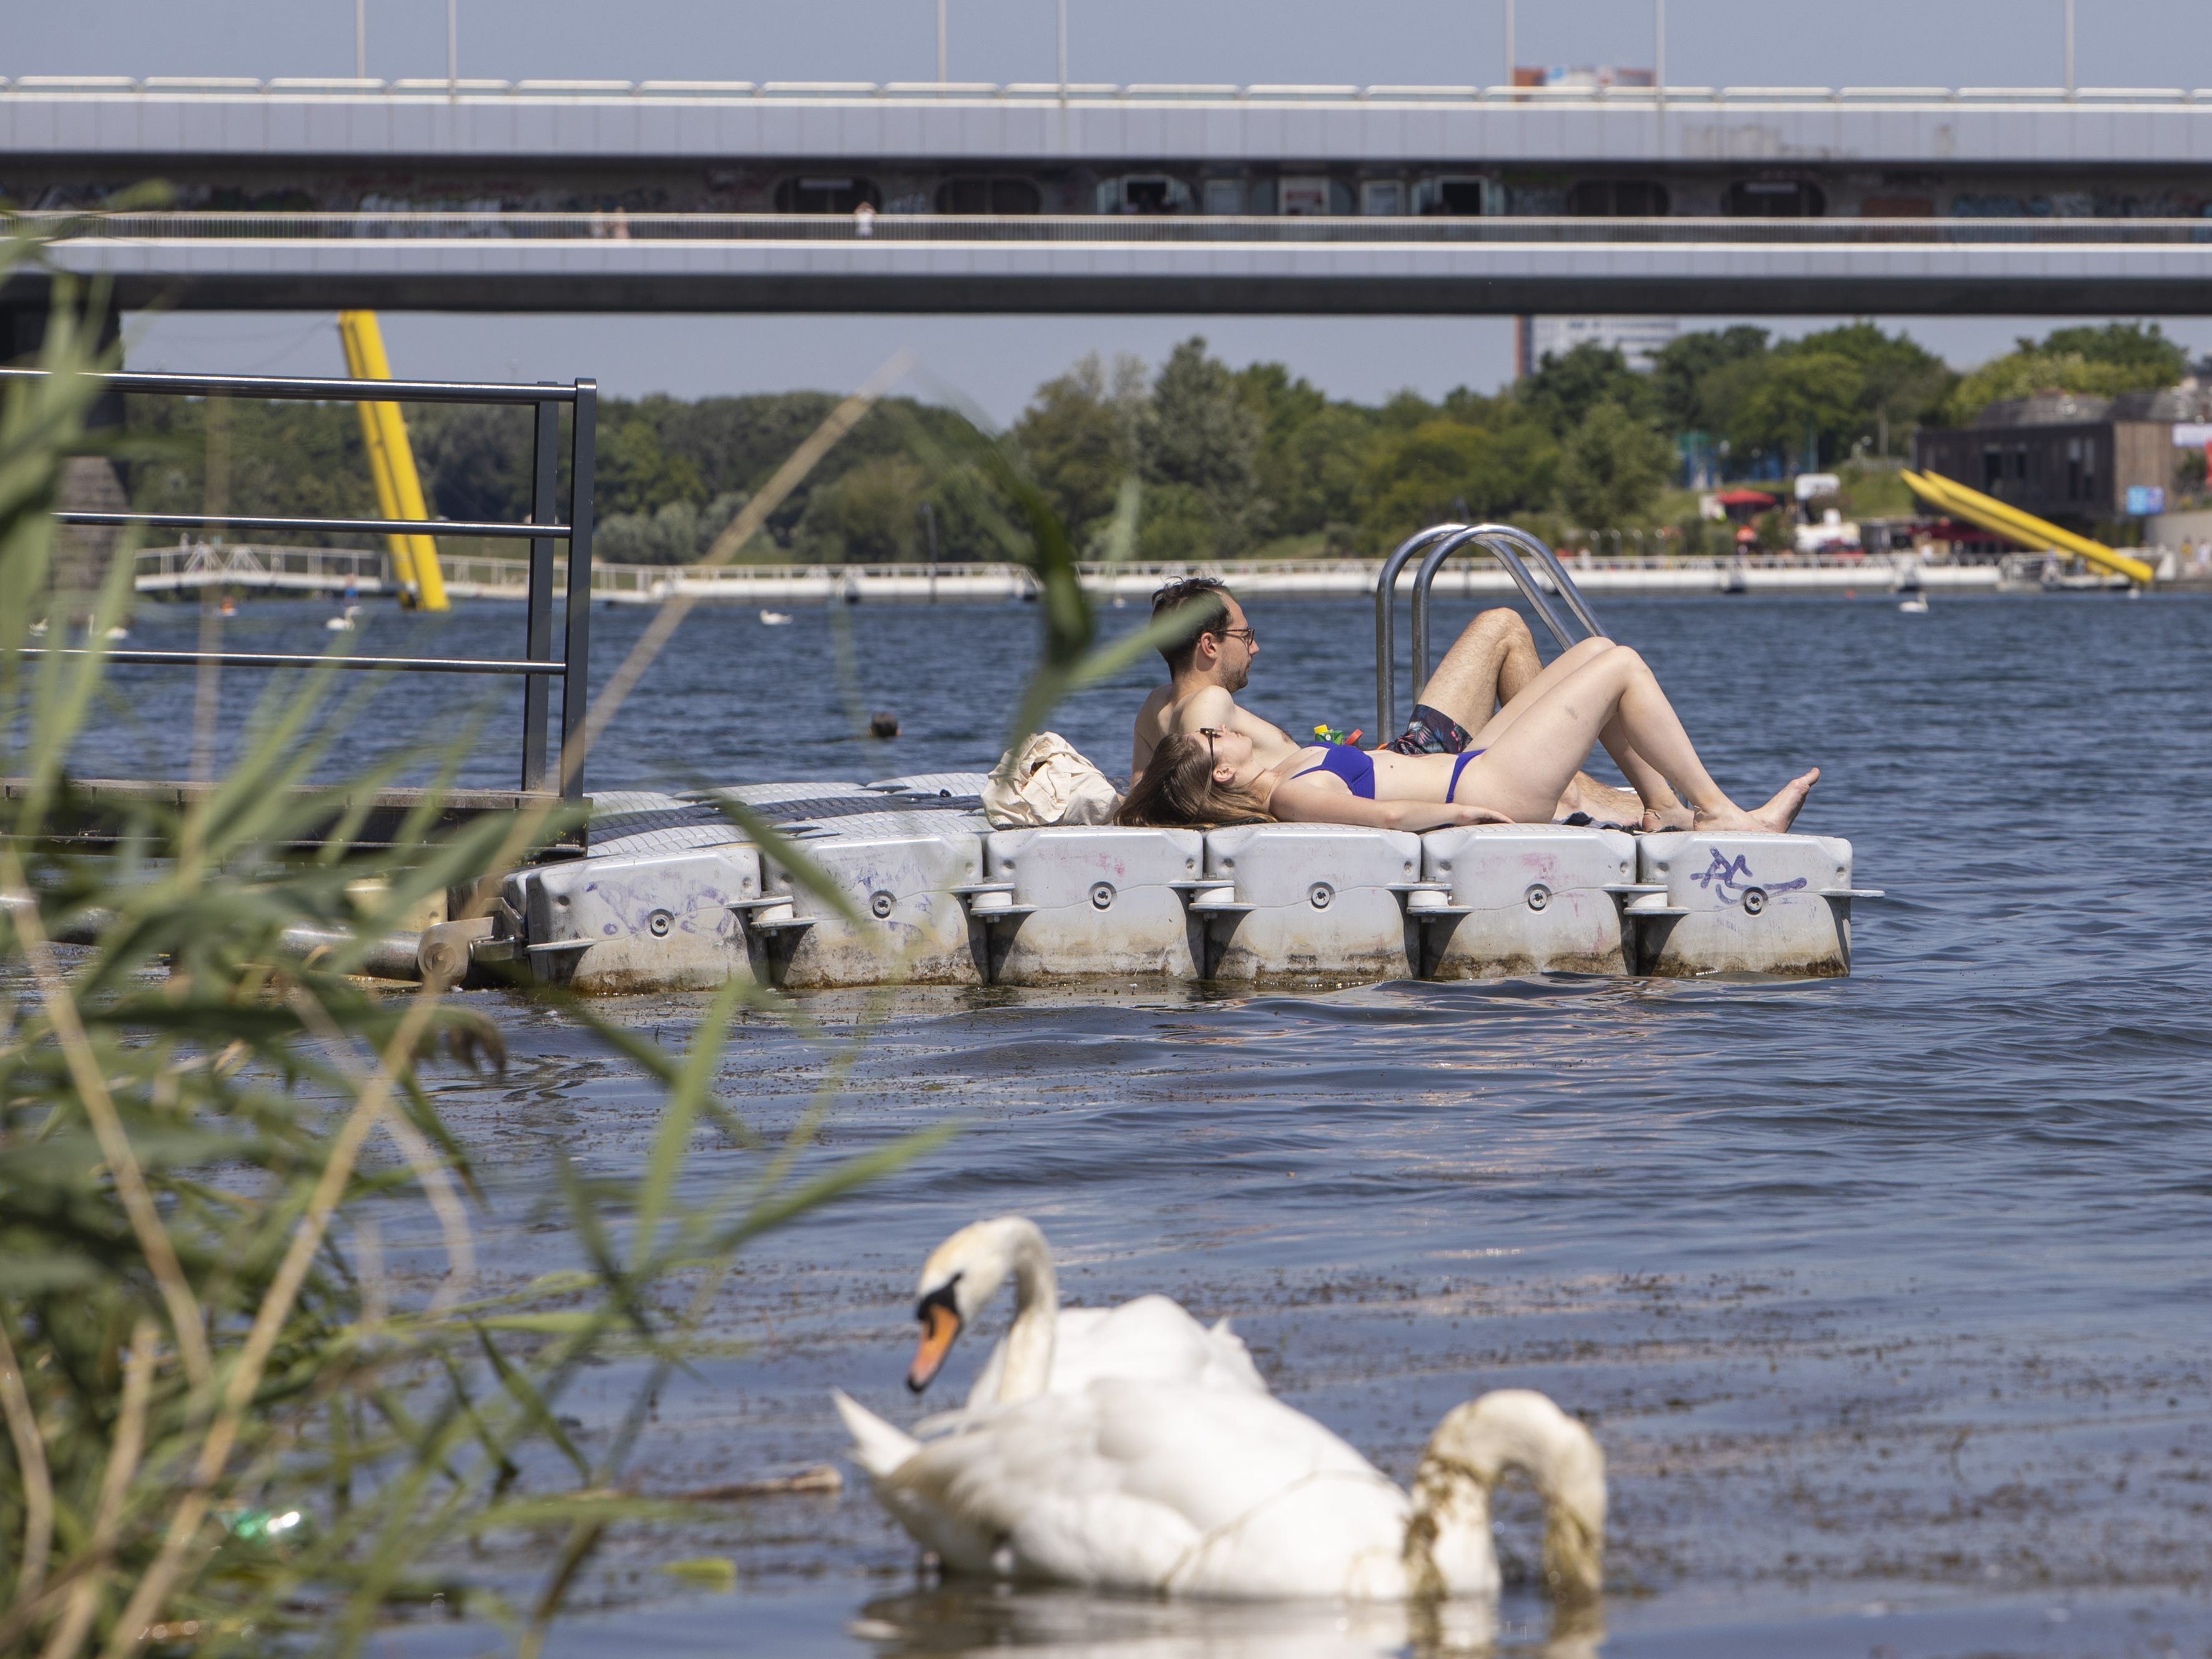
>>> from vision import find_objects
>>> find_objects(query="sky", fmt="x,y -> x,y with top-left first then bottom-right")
14,1 -> 2212,418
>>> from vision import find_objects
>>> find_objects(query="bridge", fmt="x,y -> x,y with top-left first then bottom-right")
11,80 -> 2212,317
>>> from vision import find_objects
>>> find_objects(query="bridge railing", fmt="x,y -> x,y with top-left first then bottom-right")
21,210 -> 2212,245
5,77 -> 2211,107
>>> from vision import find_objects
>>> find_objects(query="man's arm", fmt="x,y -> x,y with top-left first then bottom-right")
1165,684 -> 1238,736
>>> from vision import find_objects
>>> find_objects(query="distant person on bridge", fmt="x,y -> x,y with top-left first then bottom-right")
1123,576 -> 1815,835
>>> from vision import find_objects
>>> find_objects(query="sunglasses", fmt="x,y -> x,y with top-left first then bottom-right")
1198,726 -> 1224,769
1211,626 -> 1257,647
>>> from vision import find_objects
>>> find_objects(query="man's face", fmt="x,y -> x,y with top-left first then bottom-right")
1206,598 -> 1256,692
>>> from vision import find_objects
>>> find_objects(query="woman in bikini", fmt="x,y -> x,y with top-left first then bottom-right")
1118,637 -> 1818,834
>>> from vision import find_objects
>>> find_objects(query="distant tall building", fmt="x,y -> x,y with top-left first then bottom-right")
1516,315 -> 1679,377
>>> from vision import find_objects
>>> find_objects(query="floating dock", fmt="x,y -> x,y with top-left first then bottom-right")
447,775 -> 1877,992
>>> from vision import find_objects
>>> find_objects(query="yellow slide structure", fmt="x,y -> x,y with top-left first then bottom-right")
1902,469 -> 2155,588
336,311 -> 448,612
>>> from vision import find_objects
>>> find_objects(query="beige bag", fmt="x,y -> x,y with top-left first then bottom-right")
983,732 -> 1123,829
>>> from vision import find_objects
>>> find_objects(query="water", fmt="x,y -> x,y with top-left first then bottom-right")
84,590 -> 2212,1655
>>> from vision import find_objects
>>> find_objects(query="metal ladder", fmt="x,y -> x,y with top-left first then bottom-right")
1373,523 -> 1610,738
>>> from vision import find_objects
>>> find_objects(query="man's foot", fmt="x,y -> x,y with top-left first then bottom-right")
1693,769 -> 1819,834
1639,802 -> 1695,833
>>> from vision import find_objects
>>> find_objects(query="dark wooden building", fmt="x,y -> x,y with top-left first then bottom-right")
1914,389 -> 2206,526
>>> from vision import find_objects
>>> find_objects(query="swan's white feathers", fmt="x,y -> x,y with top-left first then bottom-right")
964,1294 -> 1267,1408
831,1388 -> 918,1481
871,1380 -> 1408,1598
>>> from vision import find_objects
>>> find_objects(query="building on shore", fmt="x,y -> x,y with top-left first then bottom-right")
1515,315 -> 1679,377
1912,388 -> 2212,529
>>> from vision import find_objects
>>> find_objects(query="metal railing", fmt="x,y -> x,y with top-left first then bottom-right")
20,210 -> 2212,247
9,367 -> 598,798
6,77 -> 2212,106
1374,524 -> 1608,737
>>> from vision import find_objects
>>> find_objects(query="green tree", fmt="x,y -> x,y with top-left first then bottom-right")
1518,342 -> 1653,436
2033,321 -> 2187,381
793,455 -> 930,562
1726,351 -> 1866,466
1939,322 -> 2190,426
1650,326 -> 1771,434
1359,417 -> 1561,546
1559,400 -> 1674,527
1009,352 -> 1145,550
597,415 -> 706,516
1786,322 -> 1953,456
1138,337 -> 1266,554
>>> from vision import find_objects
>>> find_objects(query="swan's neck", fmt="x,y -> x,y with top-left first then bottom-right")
991,1224 -> 1059,1404
1405,1391 -> 1606,1602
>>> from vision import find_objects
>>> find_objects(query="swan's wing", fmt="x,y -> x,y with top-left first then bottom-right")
832,1389 -> 920,1480
1047,1297 -> 1272,1396
884,1381 -> 1401,1598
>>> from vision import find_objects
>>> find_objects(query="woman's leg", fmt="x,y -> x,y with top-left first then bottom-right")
1473,637 -> 1690,827
1452,646 -> 1816,829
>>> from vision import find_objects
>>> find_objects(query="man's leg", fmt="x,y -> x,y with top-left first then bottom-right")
1407,609 -> 1535,737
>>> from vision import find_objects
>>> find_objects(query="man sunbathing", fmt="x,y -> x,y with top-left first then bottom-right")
1128,576 -> 1681,829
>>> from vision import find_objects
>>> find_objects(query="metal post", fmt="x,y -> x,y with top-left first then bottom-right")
2063,0 -> 2075,99
446,0 -> 458,96
1057,0 -> 1068,97
1503,0 -> 1514,88
355,0 -> 366,79
558,379 -> 597,800
1654,0 -> 1664,96
920,499 -> 939,603
521,391 -> 559,791
936,0 -> 947,81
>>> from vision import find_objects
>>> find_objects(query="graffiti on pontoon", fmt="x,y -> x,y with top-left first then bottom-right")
1690,849 -> 1807,902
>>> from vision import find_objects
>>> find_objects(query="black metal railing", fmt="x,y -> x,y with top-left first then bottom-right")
3,367 -> 597,798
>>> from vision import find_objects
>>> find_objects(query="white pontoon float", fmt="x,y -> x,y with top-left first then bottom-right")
461,525 -> 1879,992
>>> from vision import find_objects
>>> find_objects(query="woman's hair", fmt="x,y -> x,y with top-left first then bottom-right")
1117,732 -> 1276,828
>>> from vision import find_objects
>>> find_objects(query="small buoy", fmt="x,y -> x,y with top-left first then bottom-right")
219,596 -> 237,617
105,625 -> 129,641
27,619 -> 47,636
869,711 -> 901,739
759,609 -> 793,626
1898,595 -> 1929,614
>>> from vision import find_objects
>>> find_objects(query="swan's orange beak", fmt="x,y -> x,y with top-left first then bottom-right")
907,1300 -> 961,1393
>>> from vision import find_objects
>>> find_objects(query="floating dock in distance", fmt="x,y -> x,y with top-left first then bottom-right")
465,776 -> 1879,993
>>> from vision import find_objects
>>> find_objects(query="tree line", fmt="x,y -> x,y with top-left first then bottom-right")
119,321 -> 2192,563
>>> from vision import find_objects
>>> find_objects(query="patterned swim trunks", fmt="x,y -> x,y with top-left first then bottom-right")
1380,701 -> 1477,756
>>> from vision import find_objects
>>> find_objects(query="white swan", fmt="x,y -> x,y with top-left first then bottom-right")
326,604 -> 361,632
833,1382 -> 1603,1604
759,609 -> 794,626
907,1216 -> 1266,1407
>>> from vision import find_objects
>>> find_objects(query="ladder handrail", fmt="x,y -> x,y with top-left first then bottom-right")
1372,524 -> 1465,739
1410,527 -> 1575,697
1476,524 -> 1610,640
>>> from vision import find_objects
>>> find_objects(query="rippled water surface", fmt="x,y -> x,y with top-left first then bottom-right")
97,589 -> 2212,1657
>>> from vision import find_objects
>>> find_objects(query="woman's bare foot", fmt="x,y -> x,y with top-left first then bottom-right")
1693,769 -> 1819,834
1640,802 -> 1696,834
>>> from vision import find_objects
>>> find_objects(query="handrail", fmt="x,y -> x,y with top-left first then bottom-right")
0,366 -> 578,404
10,364 -> 598,797
1392,524 -> 1616,716
1410,528 -> 1578,703
1372,525 -> 1463,741
1475,525 -> 1609,639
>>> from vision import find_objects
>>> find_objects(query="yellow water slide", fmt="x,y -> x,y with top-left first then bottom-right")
336,312 -> 449,611
1902,469 -> 2155,587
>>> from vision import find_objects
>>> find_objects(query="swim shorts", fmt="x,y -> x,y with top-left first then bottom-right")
1381,701 -> 1476,756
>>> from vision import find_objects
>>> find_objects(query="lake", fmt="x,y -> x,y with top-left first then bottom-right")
90,586 -> 2212,1657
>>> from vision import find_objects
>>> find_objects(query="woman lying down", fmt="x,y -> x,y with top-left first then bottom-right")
1118,637 -> 1818,834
